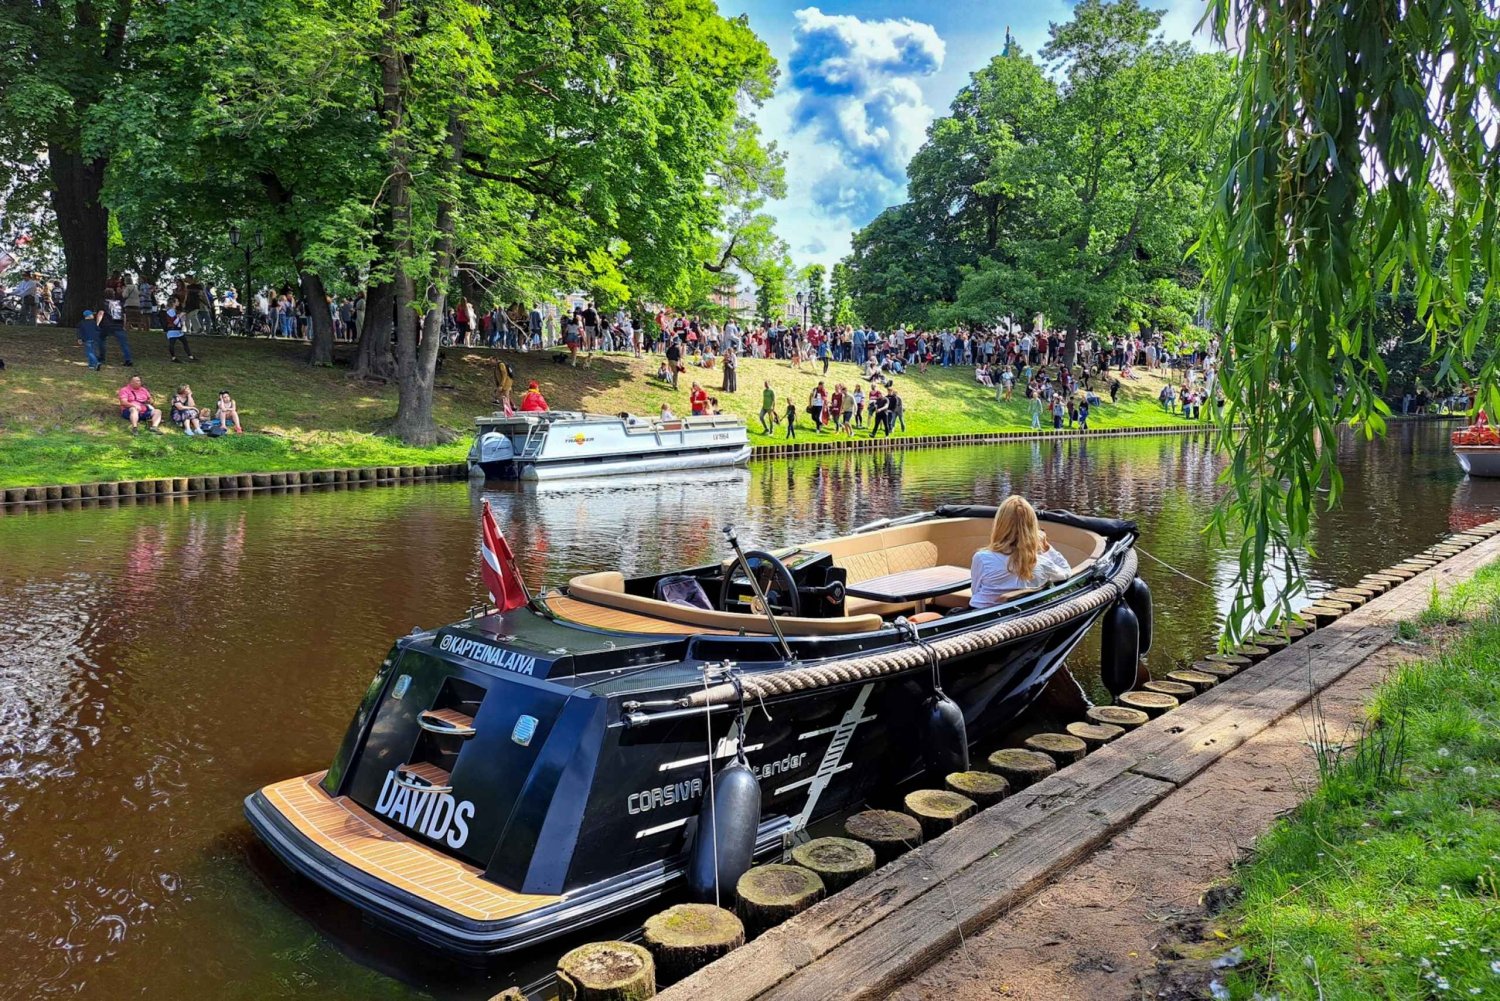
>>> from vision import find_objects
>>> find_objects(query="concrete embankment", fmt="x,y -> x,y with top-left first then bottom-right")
657,520 -> 1500,1001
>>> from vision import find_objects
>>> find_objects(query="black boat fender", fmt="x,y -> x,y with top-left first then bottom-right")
685,757 -> 761,904
1125,577 -> 1153,654
1100,601 -> 1141,697
920,693 -> 970,783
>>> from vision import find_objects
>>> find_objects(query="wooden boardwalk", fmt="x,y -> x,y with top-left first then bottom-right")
660,521 -> 1500,1001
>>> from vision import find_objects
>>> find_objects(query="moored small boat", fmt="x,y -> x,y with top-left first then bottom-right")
245,504 -> 1149,956
468,410 -> 750,481
1452,414 -> 1500,478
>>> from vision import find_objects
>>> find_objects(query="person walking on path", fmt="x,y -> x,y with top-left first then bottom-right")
164,297 -> 198,362
98,287 -> 135,366
663,337 -> 681,388
889,388 -> 906,434
76,310 -> 103,370
808,381 -> 827,430
117,375 -> 163,432
758,381 -> 776,433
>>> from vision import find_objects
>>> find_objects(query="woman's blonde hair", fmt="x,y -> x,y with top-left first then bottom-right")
988,496 -> 1043,581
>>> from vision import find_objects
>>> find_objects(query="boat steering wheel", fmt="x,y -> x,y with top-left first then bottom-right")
722,550 -> 802,617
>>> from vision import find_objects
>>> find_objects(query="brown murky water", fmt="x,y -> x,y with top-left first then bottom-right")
0,423 -> 1493,1000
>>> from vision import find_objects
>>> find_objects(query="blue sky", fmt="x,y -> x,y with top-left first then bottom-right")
716,1 -> 1210,270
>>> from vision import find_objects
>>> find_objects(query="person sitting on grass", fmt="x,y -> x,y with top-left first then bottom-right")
118,375 -> 163,433
519,380 -> 549,412
216,390 -> 245,433
969,496 -> 1073,609
171,384 -> 203,435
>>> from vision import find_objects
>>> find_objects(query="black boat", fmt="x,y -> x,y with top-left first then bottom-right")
245,504 -> 1150,956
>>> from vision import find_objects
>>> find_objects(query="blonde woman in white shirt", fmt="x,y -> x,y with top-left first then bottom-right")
969,497 -> 1073,609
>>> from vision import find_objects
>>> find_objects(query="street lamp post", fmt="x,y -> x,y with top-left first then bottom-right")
229,226 -> 264,334
795,289 -> 807,330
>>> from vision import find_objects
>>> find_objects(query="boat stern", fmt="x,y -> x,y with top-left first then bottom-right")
245,772 -> 570,955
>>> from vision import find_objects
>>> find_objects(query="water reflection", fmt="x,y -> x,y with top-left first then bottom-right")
0,422 -> 1490,1000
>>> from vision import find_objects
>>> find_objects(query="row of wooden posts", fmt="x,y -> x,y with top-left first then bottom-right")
524,520 -> 1500,1001
0,463 -> 471,510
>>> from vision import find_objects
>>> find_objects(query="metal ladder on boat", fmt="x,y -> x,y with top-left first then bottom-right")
518,424 -> 546,460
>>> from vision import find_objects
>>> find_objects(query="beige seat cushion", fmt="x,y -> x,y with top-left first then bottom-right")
566,571 -> 884,635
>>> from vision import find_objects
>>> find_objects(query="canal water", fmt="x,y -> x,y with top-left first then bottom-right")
0,422 -> 1493,1000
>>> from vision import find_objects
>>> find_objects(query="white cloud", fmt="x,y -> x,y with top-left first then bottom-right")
785,7 -> 945,232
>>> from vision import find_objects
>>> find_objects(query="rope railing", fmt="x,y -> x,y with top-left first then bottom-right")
679,548 -> 1139,708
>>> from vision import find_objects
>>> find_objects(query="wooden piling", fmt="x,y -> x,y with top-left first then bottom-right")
843,810 -> 923,863
642,904 -> 744,984
736,865 -> 825,937
1166,669 -> 1218,692
1144,679 -> 1197,700
1085,704 -> 1150,729
790,837 -> 877,892
903,789 -> 977,838
985,748 -> 1058,788
1118,691 -> 1179,717
556,941 -> 656,1001
944,770 -> 1009,807
1066,721 -> 1124,747
1022,732 -> 1088,765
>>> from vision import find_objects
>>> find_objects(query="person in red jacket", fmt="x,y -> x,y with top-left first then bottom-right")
519,381 -> 549,412
689,382 -> 709,416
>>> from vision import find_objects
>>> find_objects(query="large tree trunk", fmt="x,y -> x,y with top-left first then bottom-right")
353,279 -> 396,379
301,271 -> 335,366
48,145 -> 110,325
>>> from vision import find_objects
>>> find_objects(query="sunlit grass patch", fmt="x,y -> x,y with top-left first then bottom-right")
1223,561 -> 1500,1000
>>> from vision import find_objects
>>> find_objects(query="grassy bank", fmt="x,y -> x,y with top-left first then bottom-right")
1221,562 -> 1500,1000
0,324 -> 1198,487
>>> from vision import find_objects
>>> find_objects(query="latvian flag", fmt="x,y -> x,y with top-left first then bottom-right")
481,499 -> 530,612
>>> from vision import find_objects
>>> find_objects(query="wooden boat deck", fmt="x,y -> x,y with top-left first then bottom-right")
543,593 -> 732,635
261,772 -> 559,921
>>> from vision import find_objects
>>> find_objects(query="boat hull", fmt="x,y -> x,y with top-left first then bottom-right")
1455,445 -> 1500,477
468,411 -> 751,481
478,443 -> 751,481
244,602 -> 1104,956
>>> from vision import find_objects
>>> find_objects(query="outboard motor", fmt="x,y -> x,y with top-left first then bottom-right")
1125,578 -> 1153,655
1100,601 -> 1141,697
685,756 -> 761,903
920,691 -> 969,783
474,432 -> 516,477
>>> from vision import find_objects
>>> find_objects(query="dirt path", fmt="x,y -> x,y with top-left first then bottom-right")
893,639 -> 1421,1001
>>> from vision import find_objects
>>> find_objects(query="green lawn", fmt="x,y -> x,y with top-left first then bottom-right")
0,324 -> 1200,486
1222,561 -> 1500,1000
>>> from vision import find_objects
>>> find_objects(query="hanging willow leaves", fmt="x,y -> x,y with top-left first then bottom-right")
1201,0 -> 1500,637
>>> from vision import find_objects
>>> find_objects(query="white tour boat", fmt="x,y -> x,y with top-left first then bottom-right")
1453,417 -> 1500,478
467,410 -> 751,481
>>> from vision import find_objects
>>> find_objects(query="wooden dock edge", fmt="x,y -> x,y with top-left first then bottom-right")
660,520 -> 1500,1001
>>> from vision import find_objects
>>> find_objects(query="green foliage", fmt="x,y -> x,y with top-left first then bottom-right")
1224,561 -> 1500,999
846,2 -> 1230,349
1202,0 -> 1500,638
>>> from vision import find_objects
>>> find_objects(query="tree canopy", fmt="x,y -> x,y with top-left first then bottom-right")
1204,0 -> 1500,633
1,0 -> 781,441
845,2 -> 1230,357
